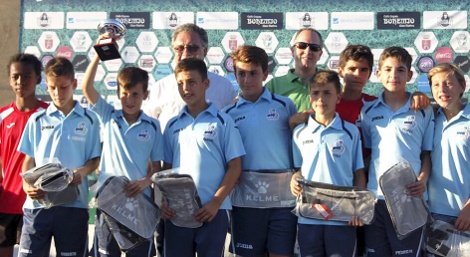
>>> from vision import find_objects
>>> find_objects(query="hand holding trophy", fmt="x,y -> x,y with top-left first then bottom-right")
93,19 -> 127,61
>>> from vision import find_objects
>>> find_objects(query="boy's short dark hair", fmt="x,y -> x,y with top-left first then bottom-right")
231,45 -> 268,73
117,67 -> 149,92
428,63 -> 467,96
292,28 -> 323,48
174,58 -> 207,81
309,70 -> 341,93
7,53 -> 42,77
45,57 -> 75,80
378,46 -> 412,71
339,45 -> 373,75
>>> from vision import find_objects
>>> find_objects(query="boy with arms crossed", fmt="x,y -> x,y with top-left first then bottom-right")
360,47 -> 434,257
160,58 -> 245,257
222,45 -> 297,257
291,70 -> 366,257
18,57 -> 101,257
426,63 -> 470,255
0,53 -> 48,257
81,37 -> 164,256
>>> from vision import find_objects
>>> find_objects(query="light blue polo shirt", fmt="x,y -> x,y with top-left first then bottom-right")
360,93 -> 434,199
18,101 -> 101,209
293,113 -> 364,225
164,103 -> 246,210
92,97 -> 164,197
428,104 -> 470,217
222,88 -> 297,170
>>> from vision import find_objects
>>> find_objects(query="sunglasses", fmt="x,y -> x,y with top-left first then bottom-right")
294,42 -> 322,52
173,45 -> 201,53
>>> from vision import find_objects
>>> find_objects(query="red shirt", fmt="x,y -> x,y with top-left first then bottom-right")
0,101 -> 48,214
336,93 -> 377,158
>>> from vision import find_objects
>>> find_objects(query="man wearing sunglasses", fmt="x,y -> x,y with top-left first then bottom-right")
144,23 -> 236,130
265,28 -> 323,112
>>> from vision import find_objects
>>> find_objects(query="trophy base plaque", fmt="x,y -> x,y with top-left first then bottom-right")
94,38 -> 121,61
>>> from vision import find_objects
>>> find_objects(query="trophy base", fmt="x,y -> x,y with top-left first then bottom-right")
94,38 -> 121,61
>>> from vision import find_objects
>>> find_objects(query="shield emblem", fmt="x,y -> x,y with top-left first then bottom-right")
422,39 -> 431,50
229,38 -> 238,51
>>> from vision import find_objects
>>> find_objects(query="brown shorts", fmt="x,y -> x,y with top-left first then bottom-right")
0,213 -> 22,247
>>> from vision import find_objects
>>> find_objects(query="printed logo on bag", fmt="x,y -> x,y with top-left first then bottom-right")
256,181 -> 269,194
203,125 -> 217,141
111,201 -> 139,226
246,181 -> 279,202
401,116 -> 417,133
456,126 -> 470,140
137,129 -> 151,142
266,108 -> 279,121
332,140 -> 345,157
125,197 -> 139,211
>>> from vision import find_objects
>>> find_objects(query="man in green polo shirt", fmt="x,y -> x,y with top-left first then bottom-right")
265,28 -> 323,112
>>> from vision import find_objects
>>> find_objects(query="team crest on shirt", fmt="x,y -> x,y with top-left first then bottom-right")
401,115 -> 417,133
266,108 -> 279,121
74,122 -> 88,135
203,124 -> 217,141
331,140 -> 345,157
137,129 -> 151,142
456,126 -> 470,140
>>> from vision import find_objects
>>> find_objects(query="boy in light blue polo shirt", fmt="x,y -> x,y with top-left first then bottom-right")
161,58 -> 245,257
18,57 -> 101,257
222,45 -> 298,257
81,38 -> 164,257
427,63 -> 470,239
291,70 -> 366,257
360,47 -> 434,257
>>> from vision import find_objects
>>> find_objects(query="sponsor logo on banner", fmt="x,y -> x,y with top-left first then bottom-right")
417,56 -> 435,73
454,56 -> 470,73
154,65 -> 173,81
423,11 -> 468,29
206,47 -> 225,64
196,12 -> 238,30
274,47 -> 293,65
417,74 -> 431,93
111,12 -> 150,29
331,12 -> 374,30
152,12 -> 194,29
221,32 -> 245,53
38,31 -> 60,52
56,46 -> 74,60
377,12 -> 420,29
24,46 -> 41,58
66,12 -> 107,29
105,73 -> 118,90
285,12 -> 328,30
41,55 -> 54,68
224,57 -> 234,72
24,12 -> 64,29
72,55 -> 89,72
434,47 -> 454,63
268,56 -> 276,73
450,31 -> 470,53
414,32 -> 438,54
241,12 -> 283,30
